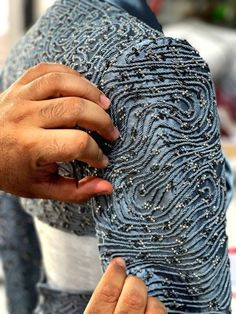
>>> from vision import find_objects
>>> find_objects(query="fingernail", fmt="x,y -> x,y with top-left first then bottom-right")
102,155 -> 109,167
100,94 -> 111,109
112,258 -> 126,268
113,127 -> 120,138
109,127 -> 120,140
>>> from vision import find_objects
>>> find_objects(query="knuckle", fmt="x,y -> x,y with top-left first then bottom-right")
53,63 -> 71,73
34,72 -> 62,94
33,62 -> 49,73
32,76 -> 45,93
40,101 -> 67,119
77,97 -> 85,109
3,85 -> 17,100
2,85 -> 23,105
24,63 -> 48,78
34,140 -> 65,167
8,104 -> 31,124
19,132 -> 36,154
123,290 -> 146,310
34,151 -> 48,167
66,97 -> 85,116
49,139 -> 66,155
99,283 -> 121,304
44,72 -> 62,90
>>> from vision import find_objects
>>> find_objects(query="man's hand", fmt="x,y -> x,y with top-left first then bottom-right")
0,63 -> 119,202
85,258 -> 167,314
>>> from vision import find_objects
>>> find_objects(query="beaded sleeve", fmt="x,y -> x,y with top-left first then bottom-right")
92,37 -> 232,313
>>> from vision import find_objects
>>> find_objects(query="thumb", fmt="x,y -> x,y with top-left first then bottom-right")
34,175 -> 113,203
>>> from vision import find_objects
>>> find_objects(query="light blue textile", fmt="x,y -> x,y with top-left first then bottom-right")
0,0 -> 233,312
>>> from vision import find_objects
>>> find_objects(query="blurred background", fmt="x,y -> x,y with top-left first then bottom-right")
0,0 -> 236,313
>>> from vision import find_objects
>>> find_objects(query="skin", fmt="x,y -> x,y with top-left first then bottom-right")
0,63 -> 120,203
85,258 -> 167,314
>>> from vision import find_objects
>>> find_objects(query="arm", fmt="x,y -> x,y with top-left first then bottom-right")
0,63 -> 118,202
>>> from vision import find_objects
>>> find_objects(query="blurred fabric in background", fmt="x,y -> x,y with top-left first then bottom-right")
0,0 -> 235,313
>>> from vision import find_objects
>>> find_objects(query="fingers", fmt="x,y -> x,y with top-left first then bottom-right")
82,258 -> 167,314
21,70 -> 110,109
34,129 -> 109,168
31,97 -> 119,141
145,297 -> 167,314
32,175 -> 113,203
84,258 -> 127,314
114,276 -> 148,314
16,63 -> 80,84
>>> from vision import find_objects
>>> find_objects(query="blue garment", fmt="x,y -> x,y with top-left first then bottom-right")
106,0 -> 233,206
0,0 -> 233,313
0,194 -> 41,314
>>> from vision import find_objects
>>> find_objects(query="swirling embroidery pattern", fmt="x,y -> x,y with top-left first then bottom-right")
2,0 -> 162,235
94,37 -> 231,313
1,0 -> 231,312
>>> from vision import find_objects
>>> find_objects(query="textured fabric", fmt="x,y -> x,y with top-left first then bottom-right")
0,0 -> 232,313
34,284 -> 92,314
0,193 -> 41,314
